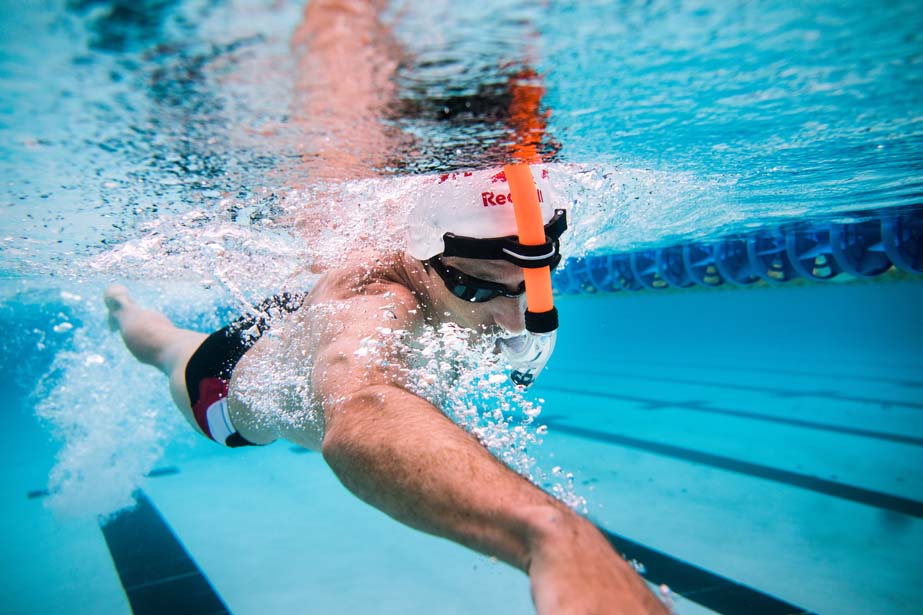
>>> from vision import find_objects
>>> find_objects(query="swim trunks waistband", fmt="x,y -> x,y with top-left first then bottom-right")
185,292 -> 305,447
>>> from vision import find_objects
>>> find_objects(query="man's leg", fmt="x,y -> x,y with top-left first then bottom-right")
104,285 -> 206,433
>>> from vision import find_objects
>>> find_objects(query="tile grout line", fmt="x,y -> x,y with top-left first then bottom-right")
546,420 -> 923,519
540,384 -> 923,447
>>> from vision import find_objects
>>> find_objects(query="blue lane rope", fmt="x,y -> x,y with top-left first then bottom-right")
555,205 -> 923,293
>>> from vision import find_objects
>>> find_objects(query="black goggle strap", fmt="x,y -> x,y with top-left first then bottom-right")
441,208 -> 567,269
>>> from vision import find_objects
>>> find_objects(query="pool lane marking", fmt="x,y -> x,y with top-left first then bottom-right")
100,490 -> 232,615
540,385 -> 923,447
144,466 -> 181,478
549,367 -> 923,410
544,420 -> 923,519
81,454 -> 811,613
26,466 -> 182,500
600,528 -> 815,615
94,474 -> 808,615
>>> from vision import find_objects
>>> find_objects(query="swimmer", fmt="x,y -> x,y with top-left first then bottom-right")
105,2 -> 668,613
105,167 -> 666,615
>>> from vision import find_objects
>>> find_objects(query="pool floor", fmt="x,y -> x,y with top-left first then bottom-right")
2,278 -> 921,615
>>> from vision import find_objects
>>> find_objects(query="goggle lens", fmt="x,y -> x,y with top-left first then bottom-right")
430,257 -> 553,303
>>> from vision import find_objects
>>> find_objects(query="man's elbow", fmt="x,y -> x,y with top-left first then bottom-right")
320,384 -> 395,464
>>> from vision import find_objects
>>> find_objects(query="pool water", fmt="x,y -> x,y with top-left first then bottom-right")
3,280 -> 921,614
1,0 -> 922,614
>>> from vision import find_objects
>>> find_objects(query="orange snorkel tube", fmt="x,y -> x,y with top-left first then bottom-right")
496,161 -> 560,387
504,163 -> 558,335
505,67 -> 558,336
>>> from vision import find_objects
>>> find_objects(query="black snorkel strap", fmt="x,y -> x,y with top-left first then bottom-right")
441,208 -> 567,269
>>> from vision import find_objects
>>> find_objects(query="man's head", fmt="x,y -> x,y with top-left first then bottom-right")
405,166 -> 566,334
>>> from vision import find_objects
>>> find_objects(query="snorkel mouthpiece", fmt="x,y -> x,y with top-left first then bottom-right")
500,163 -> 559,387
498,329 -> 557,387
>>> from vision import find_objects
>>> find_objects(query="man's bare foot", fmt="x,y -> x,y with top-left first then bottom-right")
102,284 -> 205,374
104,285 -> 133,331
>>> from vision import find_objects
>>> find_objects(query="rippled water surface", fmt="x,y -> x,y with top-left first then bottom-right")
1,0 -> 921,278
538,0 -> 923,218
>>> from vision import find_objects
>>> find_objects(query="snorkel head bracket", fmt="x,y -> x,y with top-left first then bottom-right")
441,208 -> 567,271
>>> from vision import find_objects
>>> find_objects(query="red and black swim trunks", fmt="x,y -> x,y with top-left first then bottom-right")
184,293 -> 305,447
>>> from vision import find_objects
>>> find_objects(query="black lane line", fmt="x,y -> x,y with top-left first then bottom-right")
100,490 -> 231,615
28,466 -> 181,500
545,421 -> 923,519
145,466 -> 181,478
600,528 -> 815,615
549,367 -> 923,409
540,385 -> 923,447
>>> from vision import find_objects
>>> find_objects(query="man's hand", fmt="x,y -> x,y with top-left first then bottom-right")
528,511 -> 670,615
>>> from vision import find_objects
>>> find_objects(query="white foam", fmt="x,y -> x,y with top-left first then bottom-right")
34,291 -> 186,520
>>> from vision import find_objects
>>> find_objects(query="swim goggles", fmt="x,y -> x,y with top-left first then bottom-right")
427,256 -> 528,302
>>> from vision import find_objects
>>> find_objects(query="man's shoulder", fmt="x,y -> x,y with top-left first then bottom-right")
311,253 -> 423,314
305,255 -> 427,375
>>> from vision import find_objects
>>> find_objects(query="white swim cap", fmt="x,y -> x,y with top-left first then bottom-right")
406,165 -> 557,261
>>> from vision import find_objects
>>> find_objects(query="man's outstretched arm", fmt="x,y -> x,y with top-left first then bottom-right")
311,286 -> 668,615
291,0 -> 402,180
